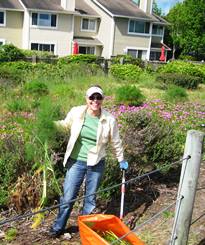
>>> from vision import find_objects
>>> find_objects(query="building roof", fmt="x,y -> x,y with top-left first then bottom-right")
152,13 -> 168,25
20,0 -> 99,16
0,0 -> 23,10
20,0 -> 64,12
75,0 -> 99,16
95,0 -> 167,23
74,36 -> 103,46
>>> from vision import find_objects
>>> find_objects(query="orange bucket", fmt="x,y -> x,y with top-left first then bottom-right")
78,214 -> 145,245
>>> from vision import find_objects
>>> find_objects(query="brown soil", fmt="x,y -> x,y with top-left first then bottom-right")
0,161 -> 205,245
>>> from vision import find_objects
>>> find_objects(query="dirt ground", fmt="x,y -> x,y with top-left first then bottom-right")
0,161 -> 205,245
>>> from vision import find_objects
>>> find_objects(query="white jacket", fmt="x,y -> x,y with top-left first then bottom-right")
55,105 -> 124,166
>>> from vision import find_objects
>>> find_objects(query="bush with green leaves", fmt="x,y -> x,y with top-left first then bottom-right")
6,99 -> 30,112
56,62 -> 103,79
196,65 -> 205,83
0,66 -> 25,85
0,61 -> 33,71
157,60 -> 204,80
58,54 -> 99,65
121,110 -> 184,172
99,110 -> 184,199
115,85 -> 145,106
111,55 -> 145,68
24,81 -> 49,95
22,49 -> 56,58
0,61 -> 33,85
0,135 -> 29,205
156,73 -> 201,89
178,55 -> 197,61
164,85 -> 188,103
110,64 -> 142,82
0,44 -> 25,62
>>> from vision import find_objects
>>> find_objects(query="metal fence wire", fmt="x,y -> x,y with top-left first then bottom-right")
0,156 -> 190,227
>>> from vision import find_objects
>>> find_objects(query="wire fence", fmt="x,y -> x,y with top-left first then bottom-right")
0,156 -> 190,227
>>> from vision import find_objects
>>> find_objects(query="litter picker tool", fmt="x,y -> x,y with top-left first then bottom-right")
120,170 -> 126,220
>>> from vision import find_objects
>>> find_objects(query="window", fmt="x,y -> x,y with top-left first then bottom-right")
132,0 -> 140,5
31,13 -> 57,27
79,46 -> 95,54
152,25 -> 163,36
0,11 -> 5,26
150,51 -> 161,61
127,49 -> 143,59
128,20 -> 150,34
81,18 -> 96,31
31,43 -> 55,53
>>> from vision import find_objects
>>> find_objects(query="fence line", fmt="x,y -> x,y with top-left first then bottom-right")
0,156 -> 189,226
111,154 -> 191,244
111,197 -> 182,245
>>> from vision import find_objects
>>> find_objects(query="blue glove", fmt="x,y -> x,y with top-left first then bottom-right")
119,160 -> 129,170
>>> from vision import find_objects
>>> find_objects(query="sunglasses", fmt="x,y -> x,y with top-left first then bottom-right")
89,94 -> 103,100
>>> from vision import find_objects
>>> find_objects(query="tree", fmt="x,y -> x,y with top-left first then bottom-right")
152,0 -> 163,16
166,2 -> 185,59
166,0 -> 205,60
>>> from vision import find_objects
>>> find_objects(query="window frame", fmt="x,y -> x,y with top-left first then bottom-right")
31,12 -> 57,29
0,38 -> 6,45
125,47 -> 148,60
128,19 -> 150,36
81,18 -> 97,32
150,51 -> 161,61
30,41 -> 56,54
79,46 -> 96,55
0,11 -> 6,27
152,24 -> 164,36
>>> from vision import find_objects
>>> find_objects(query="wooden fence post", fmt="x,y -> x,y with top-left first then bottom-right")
170,130 -> 205,245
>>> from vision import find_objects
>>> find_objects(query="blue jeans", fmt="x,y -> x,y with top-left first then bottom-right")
52,158 -> 105,232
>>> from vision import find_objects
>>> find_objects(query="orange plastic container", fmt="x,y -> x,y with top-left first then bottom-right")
78,214 -> 145,245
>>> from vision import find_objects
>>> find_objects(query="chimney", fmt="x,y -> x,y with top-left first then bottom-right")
61,0 -> 75,11
139,0 -> 153,14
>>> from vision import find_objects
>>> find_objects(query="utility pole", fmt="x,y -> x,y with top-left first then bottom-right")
170,130 -> 205,245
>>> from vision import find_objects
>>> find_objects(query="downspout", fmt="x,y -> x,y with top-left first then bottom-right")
19,0 -> 30,49
109,17 -> 115,58
147,22 -> 152,60
71,14 -> 75,54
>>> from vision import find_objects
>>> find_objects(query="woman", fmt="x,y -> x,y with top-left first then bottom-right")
49,85 -> 128,237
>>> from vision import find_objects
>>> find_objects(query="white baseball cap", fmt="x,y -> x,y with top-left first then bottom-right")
86,86 -> 104,98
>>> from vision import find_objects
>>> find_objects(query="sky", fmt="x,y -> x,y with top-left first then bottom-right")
156,0 -> 183,15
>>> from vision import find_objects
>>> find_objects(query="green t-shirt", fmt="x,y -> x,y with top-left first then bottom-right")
70,112 -> 99,161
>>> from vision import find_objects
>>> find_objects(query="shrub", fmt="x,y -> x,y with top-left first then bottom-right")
121,110 -> 183,172
115,85 -> 145,106
99,110 -> 184,199
56,63 -> 103,79
0,61 -> 33,71
156,73 -> 201,89
22,49 -> 56,58
111,55 -> 145,68
157,60 -> 204,79
110,64 -> 142,81
0,44 -> 25,62
0,61 -> 33,85
6,99 -> 29,112
178,55 -> 197,61
58,54 -> 99,65
24,81 -> 49,95
164,85 -> 188,103
33,97 -> 62,146
0,66 -> 25,85
0,135 -> 29,205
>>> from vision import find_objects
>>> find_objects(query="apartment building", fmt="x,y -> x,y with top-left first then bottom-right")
0,0 -> 168,60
